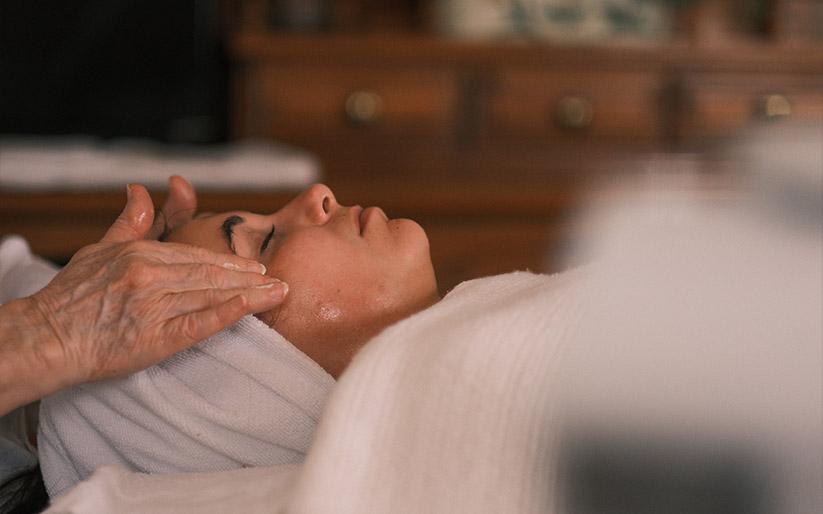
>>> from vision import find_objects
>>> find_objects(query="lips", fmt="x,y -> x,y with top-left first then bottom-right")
358,206 -> 386,235
358,207 -> 366,235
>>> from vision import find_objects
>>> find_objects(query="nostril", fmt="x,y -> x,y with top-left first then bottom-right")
322,196 -> 330,214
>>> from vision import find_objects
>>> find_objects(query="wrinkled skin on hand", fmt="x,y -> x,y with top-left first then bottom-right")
24,180 -> 288,387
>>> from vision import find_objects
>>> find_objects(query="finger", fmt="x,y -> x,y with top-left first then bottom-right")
165,281 -> 288,315
165,295 -> 256,352
167,175 -> 197,220
102,184 -> 156,244
146,176 -> 198,240
144,261 -> 280,291
148,242 -> 268,274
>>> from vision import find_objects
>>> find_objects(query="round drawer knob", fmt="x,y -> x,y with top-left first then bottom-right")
345,89 -> 384,125
555,95 -> 594,129
757,94 -> 792,120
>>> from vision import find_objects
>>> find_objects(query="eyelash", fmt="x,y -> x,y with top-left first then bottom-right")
221,216 -> 243,253
221,216 -> 274,255
260,225 -> 275,253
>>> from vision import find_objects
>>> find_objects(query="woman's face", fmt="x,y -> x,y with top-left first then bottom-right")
164,184 -> 440,378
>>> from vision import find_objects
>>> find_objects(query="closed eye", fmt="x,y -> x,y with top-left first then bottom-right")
221,215 -> 244,254
261,225 -> 275,253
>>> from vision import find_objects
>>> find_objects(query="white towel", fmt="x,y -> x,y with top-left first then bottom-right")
43,269 -> 591,514
38,315 -> 335,499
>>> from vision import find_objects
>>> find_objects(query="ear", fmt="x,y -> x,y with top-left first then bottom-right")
146,176 -> 198,240
102,184 -> 155,243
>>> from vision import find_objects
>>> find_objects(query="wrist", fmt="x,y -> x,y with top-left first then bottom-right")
0,296 -> 74,415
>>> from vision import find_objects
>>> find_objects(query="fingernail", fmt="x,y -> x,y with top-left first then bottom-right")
256,280 -> 288,298
248,262 -> 267,274
222,262 -> 266,274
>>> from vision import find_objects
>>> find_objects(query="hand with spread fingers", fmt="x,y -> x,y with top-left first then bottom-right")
0,179 -> 288,416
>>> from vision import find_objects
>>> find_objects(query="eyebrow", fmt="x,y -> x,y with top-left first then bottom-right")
220,215 -> 244,254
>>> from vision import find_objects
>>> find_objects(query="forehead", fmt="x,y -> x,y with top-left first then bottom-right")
190,211 -> 248,225
165,212 -> 238,246
178,212 -> 227,233
193,211 -> 222,221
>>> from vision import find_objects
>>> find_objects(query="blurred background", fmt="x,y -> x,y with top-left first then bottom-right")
1,0 -> 821,293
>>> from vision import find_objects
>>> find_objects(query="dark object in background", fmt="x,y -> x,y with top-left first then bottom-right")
0,0 -> 225,144
562,434 -> 774,514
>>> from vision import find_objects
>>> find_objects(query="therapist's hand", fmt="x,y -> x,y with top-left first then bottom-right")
146,175 -> 199,241
0,184 -> 287,415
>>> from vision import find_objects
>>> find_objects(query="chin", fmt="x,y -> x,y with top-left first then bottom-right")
391,218 -> 430,249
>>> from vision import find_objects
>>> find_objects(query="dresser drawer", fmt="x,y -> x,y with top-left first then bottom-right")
238,64 -> 459,144
484,69 -> 663,143
675,71 -> 823,141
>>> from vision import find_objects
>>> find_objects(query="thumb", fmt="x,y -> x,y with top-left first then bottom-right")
146,175 -> 197,240
102,184 -> 156,244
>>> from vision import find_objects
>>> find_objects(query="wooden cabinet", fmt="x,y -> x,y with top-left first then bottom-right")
673,66 -> 823,144
484,68 -> 664,143
229,34 -> 822,176
229,36 -> 677,177
3,12 -> 821,293
222,33 -> 822,291
246,64 -> 459,143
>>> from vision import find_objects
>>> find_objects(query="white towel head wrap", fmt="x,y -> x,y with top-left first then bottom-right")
38,315 -> 335,499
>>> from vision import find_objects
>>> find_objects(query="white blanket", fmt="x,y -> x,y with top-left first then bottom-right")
38,315 -> 335,499
43,269 -> 590,514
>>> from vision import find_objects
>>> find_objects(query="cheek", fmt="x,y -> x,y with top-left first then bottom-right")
261,226 -> 435,338
265,257 -> 374,361
265,237 -> 359,292
263,239 -> 365,317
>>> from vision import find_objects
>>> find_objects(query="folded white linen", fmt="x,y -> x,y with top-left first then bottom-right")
38,315 -> 335,499
0,234 -> 59,305
44,269 -> 590,514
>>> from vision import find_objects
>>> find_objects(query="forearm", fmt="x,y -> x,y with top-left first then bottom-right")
0,296 -> 72,416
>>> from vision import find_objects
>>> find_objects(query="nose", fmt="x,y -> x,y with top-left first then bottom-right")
290,183 -> 338,224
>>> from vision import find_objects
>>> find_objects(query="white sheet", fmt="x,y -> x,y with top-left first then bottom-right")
44,269 -> 590,514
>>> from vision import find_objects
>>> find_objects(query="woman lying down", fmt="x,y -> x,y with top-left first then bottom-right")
37,180 -> 439,495
36,178 -> 589,512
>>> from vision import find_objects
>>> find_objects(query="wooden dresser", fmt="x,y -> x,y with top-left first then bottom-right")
2,2 -> 822,293
222,33 -> 821,291
228,33 -> 822,172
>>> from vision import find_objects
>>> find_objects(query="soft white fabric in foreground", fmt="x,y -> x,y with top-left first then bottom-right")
44,269 -> 590,514
39,315 -> 335,499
